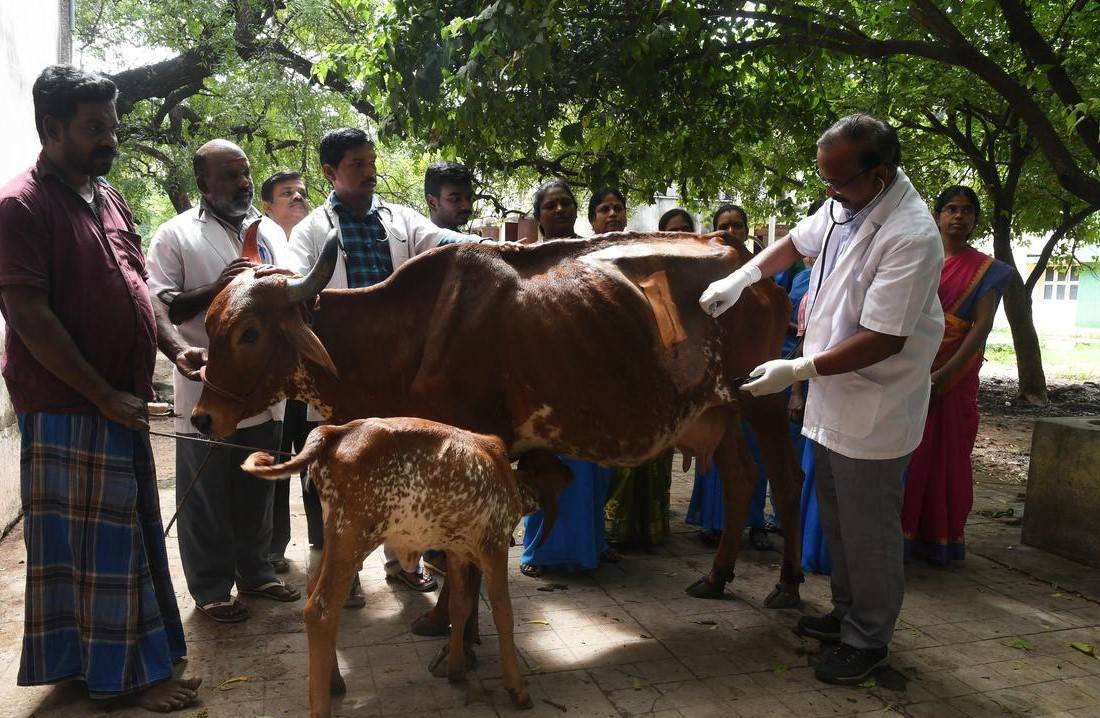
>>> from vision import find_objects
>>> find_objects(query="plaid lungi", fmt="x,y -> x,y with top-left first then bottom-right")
17,413 -> 186,698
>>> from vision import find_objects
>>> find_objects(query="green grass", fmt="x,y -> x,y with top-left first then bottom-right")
985,330 -> 1100,380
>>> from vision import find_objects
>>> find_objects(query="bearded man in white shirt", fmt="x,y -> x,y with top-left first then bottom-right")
147,140 -> 301,623
700,114 -> 945,685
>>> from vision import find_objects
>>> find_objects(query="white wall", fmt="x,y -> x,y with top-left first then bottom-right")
0,2 -> 67,533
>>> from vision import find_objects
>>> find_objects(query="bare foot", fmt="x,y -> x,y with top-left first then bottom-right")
136,677 -> 202,712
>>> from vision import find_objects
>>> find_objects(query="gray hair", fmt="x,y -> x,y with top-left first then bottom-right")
817,113 -> 901,170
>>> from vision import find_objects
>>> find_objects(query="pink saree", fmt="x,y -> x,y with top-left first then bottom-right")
902,248 -> 1012,564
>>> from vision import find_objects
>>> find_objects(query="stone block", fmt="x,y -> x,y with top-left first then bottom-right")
1022,416 -> 1100,567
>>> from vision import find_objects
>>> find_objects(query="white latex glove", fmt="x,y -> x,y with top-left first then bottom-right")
699,264 -> 762,317
742,356 -> 819,397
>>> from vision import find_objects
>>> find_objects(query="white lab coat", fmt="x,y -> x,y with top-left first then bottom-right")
790,169 -> 945,460
286,195 -> 476,285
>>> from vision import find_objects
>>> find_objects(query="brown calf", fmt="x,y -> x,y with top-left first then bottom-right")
242,417 -> 571,717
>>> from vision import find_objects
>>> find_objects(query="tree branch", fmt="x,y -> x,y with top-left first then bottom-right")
995,0 -> 1100,160
719,5 -> 1100,206
1024,203 -> 1100,293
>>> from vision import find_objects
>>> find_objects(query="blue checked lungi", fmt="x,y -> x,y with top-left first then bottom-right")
17,413 -> 186,698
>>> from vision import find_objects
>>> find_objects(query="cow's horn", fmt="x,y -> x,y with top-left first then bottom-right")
286,229 -> 340,303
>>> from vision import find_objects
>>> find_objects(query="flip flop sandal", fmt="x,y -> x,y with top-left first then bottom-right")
520,562 -> 544,578
271,556 -> 290,574
386,570 -> 438,592
197,598 -> 250,623
239,581 -> 301,602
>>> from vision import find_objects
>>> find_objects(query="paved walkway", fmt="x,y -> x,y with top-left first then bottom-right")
2,426 -> 1099,717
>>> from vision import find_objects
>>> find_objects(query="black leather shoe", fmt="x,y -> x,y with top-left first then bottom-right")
796,613 -> 842,642
815,643 -> 889,685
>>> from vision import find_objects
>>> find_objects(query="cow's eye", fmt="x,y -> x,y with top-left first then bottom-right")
239,328 -> 260,344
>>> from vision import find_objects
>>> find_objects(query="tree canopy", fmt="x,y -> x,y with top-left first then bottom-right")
74,0 -> 1100,400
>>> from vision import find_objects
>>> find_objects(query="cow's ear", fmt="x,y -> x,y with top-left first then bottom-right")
283,311 -> 338,378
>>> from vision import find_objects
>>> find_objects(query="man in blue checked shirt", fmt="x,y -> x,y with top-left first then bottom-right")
287,127 -> 482,604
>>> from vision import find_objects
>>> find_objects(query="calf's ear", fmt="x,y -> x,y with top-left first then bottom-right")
282,310 -> 338,378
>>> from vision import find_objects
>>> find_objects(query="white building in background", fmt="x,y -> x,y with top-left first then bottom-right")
986,235 -> 1100,337
0,1 -> 73,533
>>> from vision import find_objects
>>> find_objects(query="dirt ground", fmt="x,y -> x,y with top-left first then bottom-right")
971,377 -> 1100,489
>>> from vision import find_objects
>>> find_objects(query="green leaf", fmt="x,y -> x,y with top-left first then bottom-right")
1070,642 -> 1097,658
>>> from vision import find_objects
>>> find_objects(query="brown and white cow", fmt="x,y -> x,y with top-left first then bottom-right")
193,231 -> 802,614
242,417 -> 572,717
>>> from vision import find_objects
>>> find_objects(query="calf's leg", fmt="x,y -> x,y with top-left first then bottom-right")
482,548 -> 531,708
305,532 -> 370,717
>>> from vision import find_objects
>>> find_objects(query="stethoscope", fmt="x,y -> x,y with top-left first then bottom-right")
322,196 -> 402,245
791,176 -> 888,359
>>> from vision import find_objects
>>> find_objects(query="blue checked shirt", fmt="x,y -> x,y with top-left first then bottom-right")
329,191 -> 394,288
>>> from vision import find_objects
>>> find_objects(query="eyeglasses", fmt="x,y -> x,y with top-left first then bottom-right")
816,165 -> 875,192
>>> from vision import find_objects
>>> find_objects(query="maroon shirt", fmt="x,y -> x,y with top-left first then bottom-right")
0,154 -> 157,414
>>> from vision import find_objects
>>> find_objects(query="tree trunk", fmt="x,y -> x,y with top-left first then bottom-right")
990,217 -> 1048,405
166,185 -> 192,214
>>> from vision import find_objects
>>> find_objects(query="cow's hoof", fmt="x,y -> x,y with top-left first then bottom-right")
330,668 -> 347,695
509,687 -> 533,709
764,583 -> 801,609
411,614 -> 450,637
685,576 -> 726,600
428,644 -> 478,678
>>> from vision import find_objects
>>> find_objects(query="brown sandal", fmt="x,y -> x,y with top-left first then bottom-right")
197,597 -> 249,623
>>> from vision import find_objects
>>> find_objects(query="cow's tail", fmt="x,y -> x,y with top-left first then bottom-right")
241,427 -> 328,480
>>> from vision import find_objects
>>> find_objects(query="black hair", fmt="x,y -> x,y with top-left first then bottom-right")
532,179 -> 578,231
260,170 -> 303,202
32,64 -> 117,144
319,127 -> 373,168
933,184 -> 981,218
658,208 -> 695,232
711,203 -> 748,231
424,161 -> 474,198
587,187 -> 626,222
817,113 -> 901,170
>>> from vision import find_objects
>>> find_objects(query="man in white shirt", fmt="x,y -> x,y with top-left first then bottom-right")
260,169 -> 309,238
147,140 -> 300,623
700,114 -> 944,684
289,127 -> 481,605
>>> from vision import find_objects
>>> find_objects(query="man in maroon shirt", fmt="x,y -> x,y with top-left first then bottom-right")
0,65 -> 203,712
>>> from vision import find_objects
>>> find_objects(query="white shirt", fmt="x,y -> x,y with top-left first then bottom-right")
789,169 -> 945,460
146,203 -> 288,433
287,194 -> 480,419
259,214 -> 291,244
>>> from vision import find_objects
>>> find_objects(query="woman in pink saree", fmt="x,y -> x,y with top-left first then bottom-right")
902,185 -> 1013,565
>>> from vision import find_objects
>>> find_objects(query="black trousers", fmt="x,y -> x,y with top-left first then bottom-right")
269,400 -> 325,556
177,421 -> 281,604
